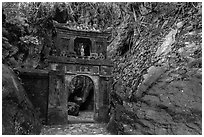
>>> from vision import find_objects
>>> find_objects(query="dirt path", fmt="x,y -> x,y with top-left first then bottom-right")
40,111 -> 110,135
40,123 -> 110,135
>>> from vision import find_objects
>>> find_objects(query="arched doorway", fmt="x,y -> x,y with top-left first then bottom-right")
74,38 -> 92,56
67,75 -> 95,122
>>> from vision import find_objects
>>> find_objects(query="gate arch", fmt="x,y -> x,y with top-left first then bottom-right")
47,25 -> 113,124
65,73 -> 100,114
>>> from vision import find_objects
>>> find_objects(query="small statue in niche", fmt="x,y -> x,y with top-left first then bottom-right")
80,44 -> 85,57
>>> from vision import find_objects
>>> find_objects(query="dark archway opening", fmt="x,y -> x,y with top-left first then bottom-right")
68,75 -> 95,122
79,87 -> 94,111
68,75 -> 94,114
74,38 -> 92,56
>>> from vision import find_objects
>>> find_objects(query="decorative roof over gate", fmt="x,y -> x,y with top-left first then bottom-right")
54,22 -> 111,38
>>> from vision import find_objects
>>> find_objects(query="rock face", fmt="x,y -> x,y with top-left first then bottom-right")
108,66 -> 202,135
131,67 -> 201,135
2,64 -> 42,135
107,2 -> 202,135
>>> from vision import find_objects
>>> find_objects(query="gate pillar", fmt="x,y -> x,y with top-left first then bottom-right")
47,71 -> 68,125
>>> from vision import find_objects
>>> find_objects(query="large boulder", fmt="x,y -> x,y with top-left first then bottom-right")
68,102 -> 80,116
2,64 -> 42,135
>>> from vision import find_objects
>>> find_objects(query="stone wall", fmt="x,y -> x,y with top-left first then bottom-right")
18,69 -> 49,124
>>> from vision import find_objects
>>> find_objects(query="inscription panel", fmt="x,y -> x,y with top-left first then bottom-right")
50,62 -> 111,77
66,64 -> 76,72
50,63 -> 64,72
65,64 -> 99,74
91,66 -> 99,74
100,66 -> 112,75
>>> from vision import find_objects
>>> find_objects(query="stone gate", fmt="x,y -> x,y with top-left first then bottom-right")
47,24 -> 113,124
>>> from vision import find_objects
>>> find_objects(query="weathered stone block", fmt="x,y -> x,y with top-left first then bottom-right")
47,107 -> 68,125
19,73 -> 49,124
